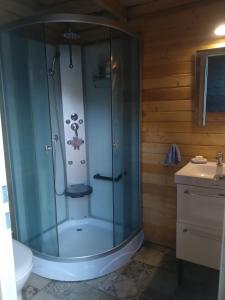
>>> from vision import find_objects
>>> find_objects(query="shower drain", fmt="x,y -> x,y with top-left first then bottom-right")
76,228 -> 83,232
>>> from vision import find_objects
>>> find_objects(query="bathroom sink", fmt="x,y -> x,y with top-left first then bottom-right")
175,162 -> 225,188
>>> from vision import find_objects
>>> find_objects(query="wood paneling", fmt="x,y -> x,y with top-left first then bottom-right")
131,0 -> 225,248
95,0 -> 126,19
0,0 -> 33,16
143,87 -> 193,101
127,0 -> 201,19
0,0 -> 218,27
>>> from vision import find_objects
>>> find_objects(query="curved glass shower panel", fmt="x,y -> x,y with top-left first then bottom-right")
0,25 -> 59,256
83,28 -> 113,222
83,26 -> 114,253
111,30 -> 141,246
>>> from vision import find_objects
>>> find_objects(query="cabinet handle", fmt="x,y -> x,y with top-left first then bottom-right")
182,227 -> 220,241
184,190 -> 225,198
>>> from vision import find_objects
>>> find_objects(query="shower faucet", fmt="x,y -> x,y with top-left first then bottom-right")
216,152 -> 223,166
71,123 -> 79,136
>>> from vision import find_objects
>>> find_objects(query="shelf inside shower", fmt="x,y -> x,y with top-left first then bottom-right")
93,75 -> 110,88
65,184 -> 93,198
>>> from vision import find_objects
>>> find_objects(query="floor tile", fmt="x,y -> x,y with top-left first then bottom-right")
173,279 -> 218,300
182,261 -> 219,285
141,268 -> 178,296
26,272 -> 51,290
86,271 -> 122,296
135,247 -> 167,267
44,281 -> 85,299
32,290 -> 57,300
87,260 -> 155,299
139,289 -> 173,300
135,246 -> 177,274
22,285 -> 39,300
44,280 -> 116,300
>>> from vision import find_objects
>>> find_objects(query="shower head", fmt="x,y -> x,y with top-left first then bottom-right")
63,30 -> 80,41
63,27 -> 80,69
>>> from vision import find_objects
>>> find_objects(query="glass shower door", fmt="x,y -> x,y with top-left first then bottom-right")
111,31 -> 141,246
0,25 -> 59,256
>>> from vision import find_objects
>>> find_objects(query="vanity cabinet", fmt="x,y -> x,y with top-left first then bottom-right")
176,183 -> 225,269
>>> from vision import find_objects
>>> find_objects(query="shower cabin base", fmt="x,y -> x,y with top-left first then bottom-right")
32,218 -> 144,281
58,218 -> 113,257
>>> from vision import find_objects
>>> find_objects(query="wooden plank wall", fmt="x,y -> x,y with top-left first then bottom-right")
129,0 -> 225,248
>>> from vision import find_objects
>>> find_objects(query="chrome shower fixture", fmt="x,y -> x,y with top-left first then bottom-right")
63,27 -> 80,69
52,134 -> 59,142
48,50 -> 60,77
71,122 -> 79,136
63,30 -> 80,41
71,113 -> 78,121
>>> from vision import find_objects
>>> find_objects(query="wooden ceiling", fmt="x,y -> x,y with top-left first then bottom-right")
0,0 -> 214,26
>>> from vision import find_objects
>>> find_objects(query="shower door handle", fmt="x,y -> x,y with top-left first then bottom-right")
93,173 -> 123,182
114,174 -> 123,182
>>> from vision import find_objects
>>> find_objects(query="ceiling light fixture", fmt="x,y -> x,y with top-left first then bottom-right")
214,24 -> 225,36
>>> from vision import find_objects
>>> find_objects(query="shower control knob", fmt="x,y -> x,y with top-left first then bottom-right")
71,123 -> 79,131
71,113 -> 78,121
68,161 -> 73,165
66,119 -> 71,124
67,140 -> 72,145
79,119 -> 83,124
80,160 -> 86,164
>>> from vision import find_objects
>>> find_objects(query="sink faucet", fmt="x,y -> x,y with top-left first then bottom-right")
216,152 -> 224,166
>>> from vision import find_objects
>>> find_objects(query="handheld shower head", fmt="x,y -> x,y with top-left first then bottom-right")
48,50 -> 60,77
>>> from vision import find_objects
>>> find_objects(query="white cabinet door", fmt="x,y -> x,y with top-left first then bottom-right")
176,222 -> 221,270
219,206 -> 225,299
0,117 -> 17,300
177,184 -> 225,230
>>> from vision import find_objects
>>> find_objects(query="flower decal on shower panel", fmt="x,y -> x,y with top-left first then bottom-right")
70,136 -> 84,150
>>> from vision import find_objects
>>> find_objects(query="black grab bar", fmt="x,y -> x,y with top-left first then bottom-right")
93,173 -> 123,182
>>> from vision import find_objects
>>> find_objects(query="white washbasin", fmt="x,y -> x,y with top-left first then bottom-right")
175,162 -> 225,188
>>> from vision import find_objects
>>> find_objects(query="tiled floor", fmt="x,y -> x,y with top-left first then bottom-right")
22,243 -> 219,300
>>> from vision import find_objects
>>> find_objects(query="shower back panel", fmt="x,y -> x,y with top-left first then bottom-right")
60,45 -> 88,219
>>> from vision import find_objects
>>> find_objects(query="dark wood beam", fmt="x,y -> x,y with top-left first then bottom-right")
37,0 -> 101,15
95,0 -> 127,20
127,0 -> 201,19
0,0 -> 33,17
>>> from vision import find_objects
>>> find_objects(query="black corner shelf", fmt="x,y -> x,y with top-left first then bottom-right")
65,184 -> 93,198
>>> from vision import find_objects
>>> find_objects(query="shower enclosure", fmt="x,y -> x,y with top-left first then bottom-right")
0,14 -> 142,281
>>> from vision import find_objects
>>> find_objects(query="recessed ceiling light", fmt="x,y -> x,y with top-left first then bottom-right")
214,24 -> 225,36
